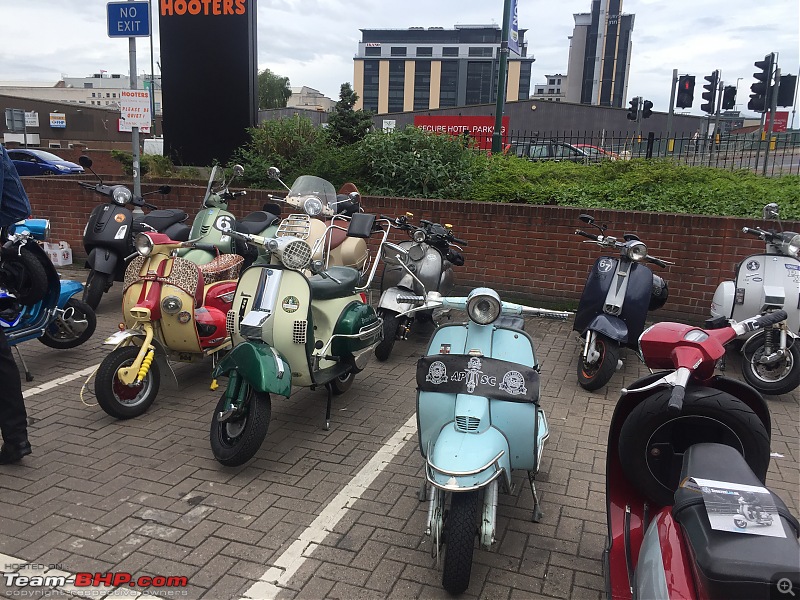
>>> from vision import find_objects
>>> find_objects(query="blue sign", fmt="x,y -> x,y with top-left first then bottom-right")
508,0 -> 520,56
107,1 -> 151,38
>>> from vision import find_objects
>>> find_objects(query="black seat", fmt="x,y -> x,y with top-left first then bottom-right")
237,211 -> 279,235
136,209 -> 188,231
308,266 -> 360,300
672,443 -> 800,600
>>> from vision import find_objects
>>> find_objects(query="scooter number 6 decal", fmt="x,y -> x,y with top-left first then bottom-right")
214,215 -> 234,233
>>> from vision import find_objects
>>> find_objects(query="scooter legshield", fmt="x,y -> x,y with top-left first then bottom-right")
213,341 -> 292,398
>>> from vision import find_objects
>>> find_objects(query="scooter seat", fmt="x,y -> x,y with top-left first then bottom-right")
323,220 -> 349,250
672,443 -> 800,600
237,211 -> 279,235
136,209 -> 188,232
308,266 -> 359,300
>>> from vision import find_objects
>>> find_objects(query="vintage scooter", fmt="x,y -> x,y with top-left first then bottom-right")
374,213 -> 466,361
209,213 -> 389,467
1,219 -> 96,380
79,155 -> 189,310
573,214 -> 672,390
93,232 -> 244,419
400,287 -> 570,595
710,203 -> 799,395
605,310 -> 799,599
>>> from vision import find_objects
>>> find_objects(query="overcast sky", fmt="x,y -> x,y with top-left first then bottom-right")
0,0 -> 798,119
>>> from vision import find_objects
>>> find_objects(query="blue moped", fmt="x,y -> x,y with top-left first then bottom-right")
0,219 -> 96,380
400,287 -> 570,595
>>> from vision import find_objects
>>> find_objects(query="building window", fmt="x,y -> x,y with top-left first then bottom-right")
556,88 -> 561,94
414,61 -> 431,110
536,88 -> 544,94
84,83 -> 93,88
548,78 -> 556,85
106,93 -> 111,97
442,47 -> 459,57
390,47 -> 407,57
416,46 -> 433,57
112,93 -> 117,98
362,60 -> 380,113
466,61 -> 494,105
439,61 -> 458,107
557,78 -> 562,84
365,46 -> 381,57
548,88 -> 554,94
388,60 -> 405,112
468,47 -> 493,57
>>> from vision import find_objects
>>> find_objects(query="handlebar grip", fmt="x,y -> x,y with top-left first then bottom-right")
754,310 -> 788,329
189,243 -> 218,253
576,230 -> 596,240
648,256 -> 668,268
452,237 -> 468,246
667,386 -> 685,414
397,295 -> 425,305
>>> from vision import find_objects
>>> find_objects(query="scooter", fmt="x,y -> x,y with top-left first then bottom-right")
605,309 -> 799,600
93,231 -> 244,419
79,155 -> 189,310
573,214 -> 672,390
374,213 -> 466,361
710,203 -> 799,395
1,219 -> 96,380
209,213 -> 389,467
178,164 -> 280,267
400,287 -> 570,595
733,494 -> 774,528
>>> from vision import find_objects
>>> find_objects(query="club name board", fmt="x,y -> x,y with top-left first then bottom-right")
160,0 -> 246,16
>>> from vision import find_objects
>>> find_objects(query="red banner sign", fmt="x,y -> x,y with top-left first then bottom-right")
413,115 -> 510,150
764,111 -> 789,133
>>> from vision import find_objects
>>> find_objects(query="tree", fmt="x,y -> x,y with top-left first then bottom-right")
258,68 -> 292,109
326,83 -> 374,146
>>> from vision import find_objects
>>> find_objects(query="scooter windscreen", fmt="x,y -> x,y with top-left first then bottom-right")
285,175 -> 338,217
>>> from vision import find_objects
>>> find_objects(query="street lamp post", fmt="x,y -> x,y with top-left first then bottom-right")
491,0 -> 513,154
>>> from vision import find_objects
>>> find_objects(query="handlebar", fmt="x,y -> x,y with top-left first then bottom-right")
667,385 -> 685,413
575,229 -> 597,241
451,236 -> 468,246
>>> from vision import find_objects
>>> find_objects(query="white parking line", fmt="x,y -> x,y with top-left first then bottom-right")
241,413 -> 418,600
22,364 -> 100,399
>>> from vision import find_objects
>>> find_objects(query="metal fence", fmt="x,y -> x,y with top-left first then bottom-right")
470,130 -> 800,177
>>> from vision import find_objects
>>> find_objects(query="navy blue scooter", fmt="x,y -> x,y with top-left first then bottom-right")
0,219 -> 96,380
573,214 -> 673,391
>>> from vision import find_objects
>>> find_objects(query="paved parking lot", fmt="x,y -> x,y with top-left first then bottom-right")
1,264 -> 798,600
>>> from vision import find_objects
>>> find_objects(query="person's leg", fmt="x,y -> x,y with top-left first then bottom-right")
0,329 -> 30,464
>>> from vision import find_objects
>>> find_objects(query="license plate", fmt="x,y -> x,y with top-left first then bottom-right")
104,330 -> 131,345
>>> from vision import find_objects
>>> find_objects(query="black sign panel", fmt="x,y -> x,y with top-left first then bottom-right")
158,0 -> 257,166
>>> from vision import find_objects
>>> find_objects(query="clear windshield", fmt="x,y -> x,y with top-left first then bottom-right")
286,175 -> 337,209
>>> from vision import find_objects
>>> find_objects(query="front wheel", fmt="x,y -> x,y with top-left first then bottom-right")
39,297 -> 97,349
741,331 -> 800,396
0,245 -> 49,305
210,387 -> 271,466
734,516 -> 747,528
95,345 -> 160,419
330,370 -> 355,395
374,309 -> 400,362
577,332 -> 620,391
83,270 -> 110,311
618,386 -> 771,506
441,491 -> 479,595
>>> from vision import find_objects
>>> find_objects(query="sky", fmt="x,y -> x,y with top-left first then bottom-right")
0,0 -> 798,120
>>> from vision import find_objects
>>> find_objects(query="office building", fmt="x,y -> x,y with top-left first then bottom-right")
532,74 -> 568,102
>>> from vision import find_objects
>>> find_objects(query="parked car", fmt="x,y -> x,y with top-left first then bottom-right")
574,144 -> 619,161
6,148 -> 85,176
506,140 -> 589,163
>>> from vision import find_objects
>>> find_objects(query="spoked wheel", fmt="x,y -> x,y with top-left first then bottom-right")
210,387 -> 271,466
0,245 -> 49,305
618,386 -> 771,506
741,331 -> 800,396
83,270 -> 110,311
330,370 -> 355,395
95,346 -> 160,419
577,332 -> 620,391
441,491 -> 479,595
375,309 -> 400,362
39,297 -> 97,349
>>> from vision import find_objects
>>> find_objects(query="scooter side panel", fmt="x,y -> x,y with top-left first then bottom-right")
710,280 -> 736,320
732,254 -> 800,334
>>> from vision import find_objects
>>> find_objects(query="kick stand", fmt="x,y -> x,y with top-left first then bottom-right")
528,470 -> 544,523
13,346 -> 33,382
323,382 -> 333,431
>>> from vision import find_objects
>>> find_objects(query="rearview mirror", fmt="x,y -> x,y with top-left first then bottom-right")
579,214 -> 594,224
268,166 -> 280,179
79,155 -> 92,168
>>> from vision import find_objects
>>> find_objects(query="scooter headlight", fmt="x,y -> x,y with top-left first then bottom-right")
135,233 -> 154,257
161,295 -> 183,314
782,233 -> 800,258
625,241 -> 648,262
466,288 -> 502,325
412,229 -> 426,243
111,186 -> 132,206
303,196 -> 323,217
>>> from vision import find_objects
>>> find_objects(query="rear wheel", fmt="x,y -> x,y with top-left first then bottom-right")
210,387 -> 271,466
375,309 -> 400,362
83,270 -> 110,311
577,332 -> 619,391
441,491 -> 479,595
95,345 -> 160,419
618,386 -> 771,506
39,297 -> 96,349
741,331 -> 800,396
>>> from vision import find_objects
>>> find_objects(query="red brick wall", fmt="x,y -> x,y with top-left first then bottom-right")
20,177 -> 800,324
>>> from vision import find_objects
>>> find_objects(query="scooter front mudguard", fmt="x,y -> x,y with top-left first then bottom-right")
213,341 -> 292,398
87,247 -> 119,276
583,313 -> 629,345
425,424 -> 512,491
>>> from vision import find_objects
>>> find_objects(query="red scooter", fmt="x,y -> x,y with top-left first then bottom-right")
605,310 -> 800,600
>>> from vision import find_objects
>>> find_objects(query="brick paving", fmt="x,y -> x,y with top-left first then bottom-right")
0,264 -> 797,600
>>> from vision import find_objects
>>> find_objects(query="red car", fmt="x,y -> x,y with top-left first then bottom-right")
574,144 -> 619,161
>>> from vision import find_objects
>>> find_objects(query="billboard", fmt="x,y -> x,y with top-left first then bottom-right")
413,115 -> 510,150
158,0 -> 257,166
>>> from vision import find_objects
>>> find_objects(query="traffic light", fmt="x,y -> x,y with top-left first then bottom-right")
748,53 -> 774,112
777,74 -> 797,107
641,100 -> 653,118
627,97 -> 639,120
721,86 -> 737,110
676,75 -> 695,109
700,70 -> 719,114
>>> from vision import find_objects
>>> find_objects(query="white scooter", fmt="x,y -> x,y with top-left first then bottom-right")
710,203 -> 800,395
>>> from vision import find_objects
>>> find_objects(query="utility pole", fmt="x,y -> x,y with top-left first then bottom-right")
666,69 -> 677,151
762,66 -> 781,176
491,0 -> 512,154
709,78 -> 724,166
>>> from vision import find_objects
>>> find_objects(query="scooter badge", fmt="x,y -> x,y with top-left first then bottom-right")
282,296 -> 300,313
499,371 -> 527,396
425,360 -> 448,384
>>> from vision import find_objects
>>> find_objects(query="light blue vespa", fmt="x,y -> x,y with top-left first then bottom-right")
405,287 -> 570,595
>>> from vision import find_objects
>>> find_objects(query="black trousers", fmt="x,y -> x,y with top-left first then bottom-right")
0,328 -> 27,444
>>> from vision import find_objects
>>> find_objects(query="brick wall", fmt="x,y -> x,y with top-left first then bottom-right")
20,176 -> 800,324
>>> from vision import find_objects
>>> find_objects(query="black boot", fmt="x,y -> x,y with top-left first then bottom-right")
0,439 -> 31,464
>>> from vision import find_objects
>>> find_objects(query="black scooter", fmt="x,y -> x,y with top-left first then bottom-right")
573,214 -> 672,391
79,155 -> 190,310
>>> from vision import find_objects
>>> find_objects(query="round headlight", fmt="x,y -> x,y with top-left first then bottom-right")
161,295 -> 183,314
412,230 -> 426,243
466,288 -> 502,325
111,186 -> 132,206
303,196 -> 323,217
783,233 -> 800,259
134,233 -> 154,257
266,238 -> 279,253
626,241 -> 648,262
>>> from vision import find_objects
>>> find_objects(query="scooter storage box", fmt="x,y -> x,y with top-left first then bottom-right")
672,443 -> 800,600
